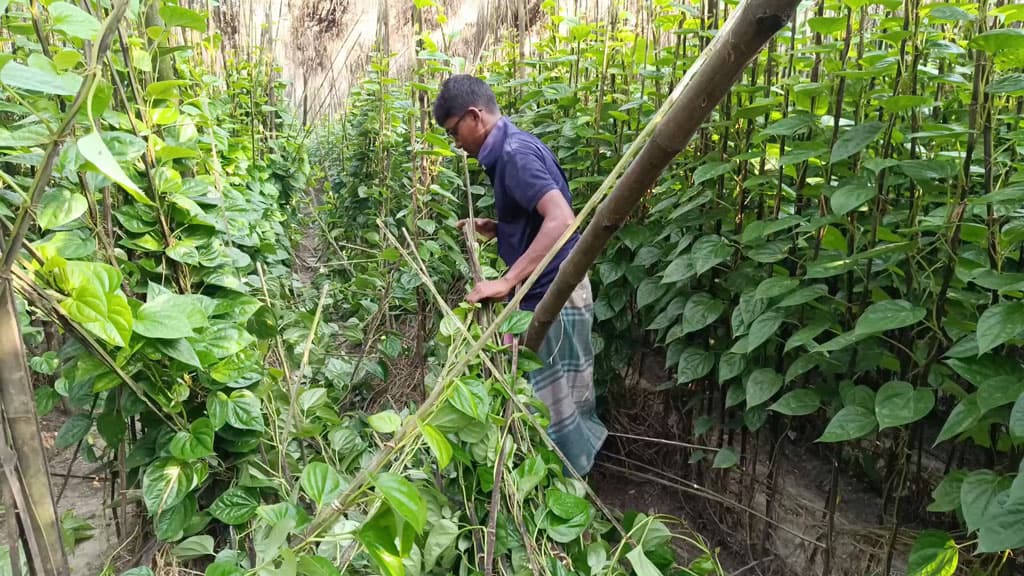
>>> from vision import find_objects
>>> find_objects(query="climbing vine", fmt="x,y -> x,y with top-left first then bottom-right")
315,0 -> 1024,573
3,0 -> 1024,574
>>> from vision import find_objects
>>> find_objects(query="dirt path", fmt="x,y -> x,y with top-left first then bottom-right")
293,193 -> 324,287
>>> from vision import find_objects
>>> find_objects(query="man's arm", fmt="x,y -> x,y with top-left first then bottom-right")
466,190 -> 574,303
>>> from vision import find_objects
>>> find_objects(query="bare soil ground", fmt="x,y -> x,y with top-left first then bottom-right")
38,412 -> 130,576
590,465 -> 752,574
586,351 -> 946,576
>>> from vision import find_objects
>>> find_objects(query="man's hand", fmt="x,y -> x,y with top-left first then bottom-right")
457,217 -> 497,241
467,277 -> 513,303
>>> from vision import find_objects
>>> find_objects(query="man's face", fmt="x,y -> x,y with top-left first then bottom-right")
443,108 -> 486,157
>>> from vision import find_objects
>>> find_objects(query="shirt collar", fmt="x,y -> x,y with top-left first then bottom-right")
477,116 -> 508,171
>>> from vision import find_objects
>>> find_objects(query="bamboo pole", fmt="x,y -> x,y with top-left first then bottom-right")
524,0 -> 799,351
145,0 -> 175,82
0,287 -> 57,574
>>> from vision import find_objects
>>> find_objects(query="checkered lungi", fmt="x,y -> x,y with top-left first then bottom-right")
526,277 -> 607,476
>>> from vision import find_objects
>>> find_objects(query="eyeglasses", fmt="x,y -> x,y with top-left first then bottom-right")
446,110 -> 471,139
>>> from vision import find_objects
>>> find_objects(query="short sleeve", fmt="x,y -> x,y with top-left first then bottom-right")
501,146 -> 559,212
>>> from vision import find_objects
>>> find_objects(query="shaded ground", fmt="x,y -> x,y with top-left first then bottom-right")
38,412 -> 128,576
590,464 -> 752,574
590,352 -> 919,576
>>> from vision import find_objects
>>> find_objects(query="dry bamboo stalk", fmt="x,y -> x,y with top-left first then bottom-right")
483,404 -> 513,576
0,279 -> 67,576
461,152 -> 485,285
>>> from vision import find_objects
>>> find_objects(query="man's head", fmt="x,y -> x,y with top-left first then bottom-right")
433,74 -> 500,157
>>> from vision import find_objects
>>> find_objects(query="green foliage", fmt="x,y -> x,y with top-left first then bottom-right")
300,463 -> 346,510
169,418 -> 215,460
906,530 -> 958,576
1,0 -> 305,562
466,0 -> 1024,568
7,0 -> 1023,571
875,382 -> 934,430
373,472 -> 427,534
59,510 -> 94,553
208,488 -> 259,526
769,389 -> 821,416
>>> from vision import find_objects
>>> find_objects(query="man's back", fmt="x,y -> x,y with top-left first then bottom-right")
477,117 -> 579,310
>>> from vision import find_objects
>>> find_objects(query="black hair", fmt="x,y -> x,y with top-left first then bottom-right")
432,74 -> 499,126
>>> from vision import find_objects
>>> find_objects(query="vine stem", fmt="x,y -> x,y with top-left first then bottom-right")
483,403 -> 513,576
56,396 -> 100,503
883,432 -> 909,576
822,449 -> 841,576
257,261 -> 296,483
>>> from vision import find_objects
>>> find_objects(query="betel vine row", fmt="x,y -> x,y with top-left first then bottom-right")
3,2 -> 727,576
1,0 -> 308,573
482,0 -> 1024,573
316,0 -> 1024,573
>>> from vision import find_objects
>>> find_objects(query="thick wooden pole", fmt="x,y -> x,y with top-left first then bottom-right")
0,280 -> 68,576
524,0 -> 799,350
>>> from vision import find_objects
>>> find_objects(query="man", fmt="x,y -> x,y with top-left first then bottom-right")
433,74 -> 606,476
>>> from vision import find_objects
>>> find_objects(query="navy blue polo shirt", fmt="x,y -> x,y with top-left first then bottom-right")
477,116 -> 579,311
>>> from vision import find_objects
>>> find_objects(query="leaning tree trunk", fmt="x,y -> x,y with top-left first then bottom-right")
524,0 -> 800,350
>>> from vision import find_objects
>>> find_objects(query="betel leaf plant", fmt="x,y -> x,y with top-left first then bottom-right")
291,7 -> 727,576
322,0 -> 1024,572
479,0 -> 1023,571
0,1 -> 724,574
0,0 -> 309,565
240,220 -> 727,576
2,0 -> 1021,573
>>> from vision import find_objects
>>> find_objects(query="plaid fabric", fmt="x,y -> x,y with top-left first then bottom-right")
526,277 -> 607,476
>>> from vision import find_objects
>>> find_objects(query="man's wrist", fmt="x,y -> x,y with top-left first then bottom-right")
500,275 -> 517,292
